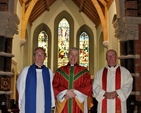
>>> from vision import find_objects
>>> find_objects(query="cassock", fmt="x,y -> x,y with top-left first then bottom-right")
53,63 -> 93,113
93,64 -> 133,113
17,65 -> 55,113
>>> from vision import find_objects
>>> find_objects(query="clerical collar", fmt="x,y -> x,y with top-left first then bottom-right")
68,63 -> 77,66
35,65 -> 43,69
108,64 -> 117,68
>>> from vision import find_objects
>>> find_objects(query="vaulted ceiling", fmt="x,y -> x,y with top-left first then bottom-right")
19,0 -> 114,42
19,0 -> 113,27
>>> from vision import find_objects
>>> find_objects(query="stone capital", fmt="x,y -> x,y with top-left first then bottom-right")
113,17 -> 140,40
0,12 -> 20,37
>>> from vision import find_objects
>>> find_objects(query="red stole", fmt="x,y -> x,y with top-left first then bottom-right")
102,67 -> 121,113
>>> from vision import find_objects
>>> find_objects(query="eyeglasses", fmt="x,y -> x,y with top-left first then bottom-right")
35,52 -> 45,56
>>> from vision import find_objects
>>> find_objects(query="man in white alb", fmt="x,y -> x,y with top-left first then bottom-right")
93,49 -> 133,113
17,47 -> 55,113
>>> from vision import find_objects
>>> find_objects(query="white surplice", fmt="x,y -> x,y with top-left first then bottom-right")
17,66 -> 55,113
92,64 -> 133,113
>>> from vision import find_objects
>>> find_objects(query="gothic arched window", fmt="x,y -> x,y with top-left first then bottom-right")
58,18 -> 70,67
38,31 -> 48,66
79,32 -> 89,69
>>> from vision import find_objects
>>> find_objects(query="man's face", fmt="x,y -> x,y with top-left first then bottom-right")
68,50 -> 79,65
106,50 -> 117,66
33,49 -> 46,66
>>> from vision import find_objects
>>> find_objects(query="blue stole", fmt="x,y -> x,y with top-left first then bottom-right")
25,64 -> 51,113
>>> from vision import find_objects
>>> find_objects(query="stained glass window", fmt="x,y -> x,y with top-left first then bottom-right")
58,18 -> 70,67
38,31 -> 48,66
79,32 -> 89,69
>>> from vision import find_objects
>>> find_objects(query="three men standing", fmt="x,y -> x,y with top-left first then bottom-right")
17,47 -> 133,113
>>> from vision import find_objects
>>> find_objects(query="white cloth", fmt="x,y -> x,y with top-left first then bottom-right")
17,66 -> 55,113
73,90 -> 88,113
56,89 -> 88,113
56,90 -> 67,102
92,64 -> 133,113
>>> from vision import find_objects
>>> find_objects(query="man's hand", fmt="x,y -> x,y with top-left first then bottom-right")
104,91 -> 118,99
64,89 -> 76,99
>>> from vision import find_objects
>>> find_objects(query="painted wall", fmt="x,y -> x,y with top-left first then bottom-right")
108,1 -> 120,64
92,1 -> 118,76
12,0 -> 23,73
108,1 -> 118,51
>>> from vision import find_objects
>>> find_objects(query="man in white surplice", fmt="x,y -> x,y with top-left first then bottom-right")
17,47 -> 55,113
93,49 -> 133,113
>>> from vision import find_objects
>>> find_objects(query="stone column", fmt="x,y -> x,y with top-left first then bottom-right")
0,11 -> 19,109
113,16 -> 141,113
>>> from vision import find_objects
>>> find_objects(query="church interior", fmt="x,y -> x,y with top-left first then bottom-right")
0,0 -> 141,112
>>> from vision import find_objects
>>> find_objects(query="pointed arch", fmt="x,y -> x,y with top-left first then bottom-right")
33,23 -> 51,68
58,18 -> 70,67
79,32 -> 89,68
53,10 -> 74,71
76,24 -> 94,75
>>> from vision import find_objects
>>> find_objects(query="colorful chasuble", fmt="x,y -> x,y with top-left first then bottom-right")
25,64 -> 51,113
56,64 -> 90,113
102,67 -> 121,113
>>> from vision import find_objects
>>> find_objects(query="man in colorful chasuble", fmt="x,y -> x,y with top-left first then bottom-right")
17,47 -> 55,113
53,47 -> 93,113
93,49 -> 133,113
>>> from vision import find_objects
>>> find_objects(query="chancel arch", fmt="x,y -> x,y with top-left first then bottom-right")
1,0 -> 141,112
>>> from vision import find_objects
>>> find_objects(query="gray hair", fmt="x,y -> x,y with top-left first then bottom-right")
68,47 -> 79,55
33,47 -> 46,56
